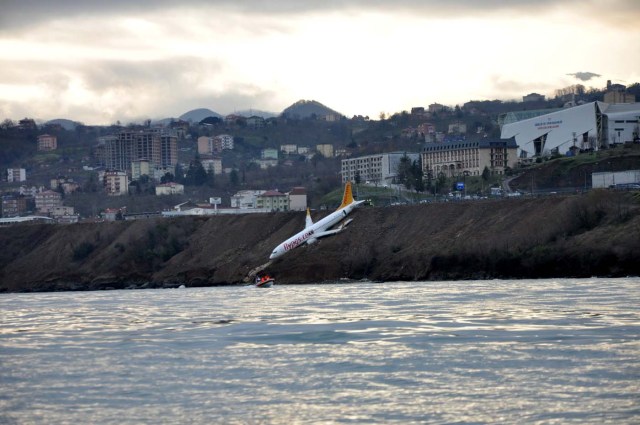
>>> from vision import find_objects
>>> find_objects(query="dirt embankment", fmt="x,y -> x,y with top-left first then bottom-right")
1,191 -> 639,292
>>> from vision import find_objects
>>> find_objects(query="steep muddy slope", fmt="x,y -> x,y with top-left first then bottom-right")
1,191 -> 639,292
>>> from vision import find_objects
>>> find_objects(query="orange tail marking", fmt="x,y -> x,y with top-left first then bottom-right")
337,182 -> 354,210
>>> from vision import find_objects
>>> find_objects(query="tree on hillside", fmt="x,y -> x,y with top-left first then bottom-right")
229,169 -> 239,186
185,159 -> 207,186
160,172 -> 174,184
396,154 -> 412,188
174,163 -> 185,184
396,154 -> 424,191
482,166 -> 491,181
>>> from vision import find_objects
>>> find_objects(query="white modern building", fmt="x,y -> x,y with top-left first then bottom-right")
230,190 -> 265,209
6,168 -> 26,182
501,101 -> 640,158
341,152 -> 420,185
155,182 -> 184,195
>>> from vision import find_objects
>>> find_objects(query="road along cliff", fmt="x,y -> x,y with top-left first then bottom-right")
1,191 -> 639,292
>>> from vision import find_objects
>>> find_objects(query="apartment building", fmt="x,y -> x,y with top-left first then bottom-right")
197,134 -> 234,154
103,129 -> 177,177
341,152 -> 420,185
7,168 -> 26,182
1,195 -> 29,217
35,190 -> 62,214
421,137 -> 518,178
316,144 -> 334,158
103,171 -> 129,196
256,190 -> 289,211
37,134 -> 57,151
201,157 -> 223,175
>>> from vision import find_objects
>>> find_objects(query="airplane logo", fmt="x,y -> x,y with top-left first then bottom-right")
269,182 -> 365,260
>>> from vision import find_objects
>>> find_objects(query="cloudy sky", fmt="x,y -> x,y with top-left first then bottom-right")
1,0 -> 638,125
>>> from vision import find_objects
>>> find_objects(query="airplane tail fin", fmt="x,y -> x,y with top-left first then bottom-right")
337,182 -> 355,210
305,208 -> 314,228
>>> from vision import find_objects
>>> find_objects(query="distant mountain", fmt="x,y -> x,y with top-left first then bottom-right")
281,100 -> 342,119
234,109 -> 277,119
44,119 -> 81,130
179,108 -> 223,123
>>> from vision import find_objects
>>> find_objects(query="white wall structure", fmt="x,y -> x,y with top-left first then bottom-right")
501,101 -> 640,157
592,170 -> 640,188
341,152 -> 420,185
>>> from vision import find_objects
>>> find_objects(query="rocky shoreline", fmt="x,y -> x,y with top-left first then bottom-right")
1,191 -> 639,293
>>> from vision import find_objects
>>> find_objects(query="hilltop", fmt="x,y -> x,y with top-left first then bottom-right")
281,100 -> 342,119
1,191 -> 638,292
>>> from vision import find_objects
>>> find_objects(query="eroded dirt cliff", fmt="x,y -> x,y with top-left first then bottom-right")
1,191 -> 639,292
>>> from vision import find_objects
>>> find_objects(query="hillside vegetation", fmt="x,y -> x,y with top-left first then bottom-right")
1,191 -> 639,292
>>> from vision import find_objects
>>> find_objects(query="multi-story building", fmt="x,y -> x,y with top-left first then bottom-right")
7,168 -> 26,182
421,137 -> 518,178
198,135 -> 234,154
428,103 -> 446,114
246,116 -> 265,129
341,152 -> 420,185
604,80 -> 635,104
213,134 -> 234,151
2,195 -> 29,217
523,93 -> 546,102
131,159 -> 151,180
201,157 -> 222,175
256,190 -> 289,211
197,136 -> 214,155
35,190 -> 62,214
50,177 -> 79,194
50,206 -> 78,224
230,190 -> 265,209
37,134 -> 57,151
316,144 -> 334,158
103,171 -> 129,196
604,89 -> 636,104
103,130 -> 177,177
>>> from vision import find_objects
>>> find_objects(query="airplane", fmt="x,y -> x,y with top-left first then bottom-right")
269,182 -> 365,260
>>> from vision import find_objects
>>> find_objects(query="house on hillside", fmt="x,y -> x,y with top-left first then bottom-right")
155,182 -> 184,196
256,190 -> 289,211
288,187 -> 307,211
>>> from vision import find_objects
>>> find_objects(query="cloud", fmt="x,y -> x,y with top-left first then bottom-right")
2,0 -> 640,30
567,72 -> 602,82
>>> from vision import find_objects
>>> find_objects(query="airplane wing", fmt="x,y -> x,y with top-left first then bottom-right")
312,219 -> 353,239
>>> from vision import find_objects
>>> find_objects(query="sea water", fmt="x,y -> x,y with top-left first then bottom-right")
1,278 -> 639,424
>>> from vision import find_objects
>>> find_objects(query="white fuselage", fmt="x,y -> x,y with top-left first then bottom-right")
269,201 -> 363,259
